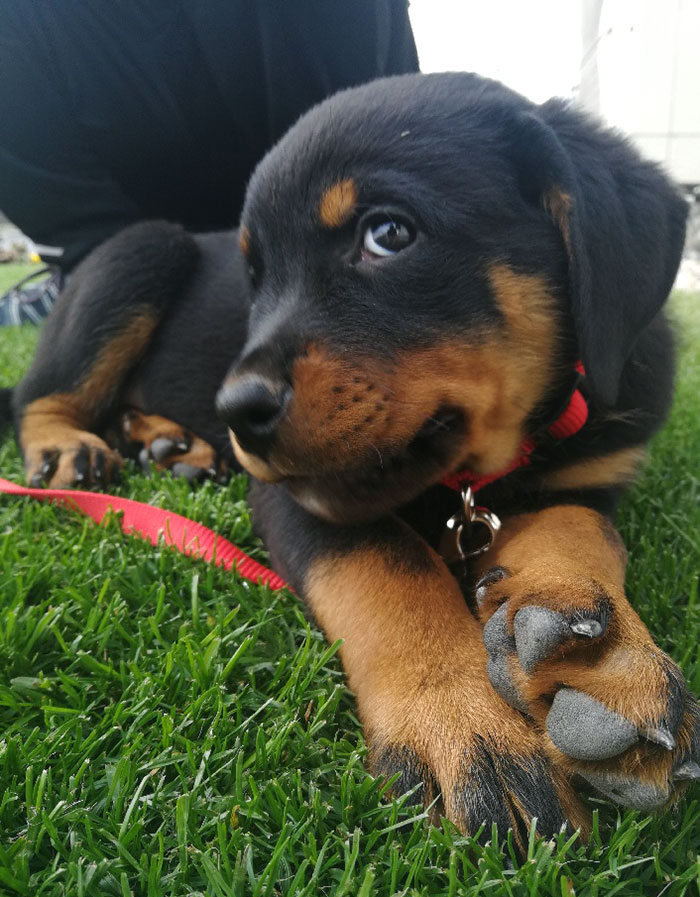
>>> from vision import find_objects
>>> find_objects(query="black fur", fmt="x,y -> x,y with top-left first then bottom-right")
0,387 -> 12,436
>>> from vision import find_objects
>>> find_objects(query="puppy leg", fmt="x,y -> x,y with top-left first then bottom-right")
473,505 -> 700,809
13,222 -> 199,488
251,483 -> 589,848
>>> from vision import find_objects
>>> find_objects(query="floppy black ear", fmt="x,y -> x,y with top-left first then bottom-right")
506,103 -> 687,406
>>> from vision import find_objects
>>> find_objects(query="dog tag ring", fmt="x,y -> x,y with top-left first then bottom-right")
443,486 -> 501,561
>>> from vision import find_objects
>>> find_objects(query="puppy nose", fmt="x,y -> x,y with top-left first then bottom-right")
215,377 -> 291,458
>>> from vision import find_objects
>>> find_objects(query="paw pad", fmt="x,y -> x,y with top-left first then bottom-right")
513,607 -> 573,673
546,688 -> 639,760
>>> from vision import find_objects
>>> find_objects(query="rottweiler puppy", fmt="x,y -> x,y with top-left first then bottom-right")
7,72 -> 700,846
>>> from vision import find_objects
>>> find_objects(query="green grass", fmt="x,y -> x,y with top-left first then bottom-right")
0,262 -> 46,294
0,276 -> 699,896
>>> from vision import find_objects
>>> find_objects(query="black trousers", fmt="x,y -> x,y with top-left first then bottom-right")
0,1 -> 418,271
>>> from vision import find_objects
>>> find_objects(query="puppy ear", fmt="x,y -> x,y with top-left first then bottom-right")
506,105 -> 687,406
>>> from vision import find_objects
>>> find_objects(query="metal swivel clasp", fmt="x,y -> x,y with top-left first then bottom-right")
442,486 -> 501,562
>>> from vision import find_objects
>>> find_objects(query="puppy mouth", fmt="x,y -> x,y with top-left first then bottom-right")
282,405 -> 466,522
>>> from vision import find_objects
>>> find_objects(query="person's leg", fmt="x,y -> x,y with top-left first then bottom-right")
0,0 -> 419,278
0,3 -> 142,273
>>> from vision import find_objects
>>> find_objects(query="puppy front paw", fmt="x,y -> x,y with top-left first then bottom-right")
476,566 -> 700,809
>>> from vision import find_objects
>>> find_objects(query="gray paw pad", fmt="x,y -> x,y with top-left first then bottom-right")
546,688 -> 638,760
171,462 -> 207,482
150,437 -> 186,462
513,606 -> 571,673
483,602 -> 515,656
486,656 -> 528,713
483,603 -> 528,712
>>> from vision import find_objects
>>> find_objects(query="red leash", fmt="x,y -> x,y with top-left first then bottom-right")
0,476 -> 287,591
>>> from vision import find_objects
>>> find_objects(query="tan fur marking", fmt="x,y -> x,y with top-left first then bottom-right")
21,311 -> 158,442
75,311 -> 160,415
540,446 -> 647,491
473,506 -> 630,606
229,433 -> 283,482
122,409 -> 187,445
20,396 -> 86,454
238,226 -> 250,258
318,178 -> 357,229
121,409 -> 224,475
307,545 -> 478,700
543,187 -> 573,256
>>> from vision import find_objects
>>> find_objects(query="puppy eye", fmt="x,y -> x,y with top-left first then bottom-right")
362,218 -> 414,259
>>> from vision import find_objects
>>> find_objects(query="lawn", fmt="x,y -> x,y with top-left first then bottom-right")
0,263 -> 699,896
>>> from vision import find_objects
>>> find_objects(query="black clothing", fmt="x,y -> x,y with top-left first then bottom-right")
0,1 -> 418,270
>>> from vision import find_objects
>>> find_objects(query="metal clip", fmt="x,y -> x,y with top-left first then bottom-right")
441,486 -> 501,563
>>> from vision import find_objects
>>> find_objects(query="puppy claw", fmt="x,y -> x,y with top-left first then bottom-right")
570,619 -> 604,638
150,436 -> 189,462
640,725 -> 676,751
92,451 -> 106,484
475,566 -> 509,607
72,446 -> 90,484
32,450 -> 59,486
41,452 -> 56,473
674,760 -> 700,782
577,769 -> 670,811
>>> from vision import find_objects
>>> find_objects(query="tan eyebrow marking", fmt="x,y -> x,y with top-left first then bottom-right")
318,179 -> 358,229
238,226 -> 250,258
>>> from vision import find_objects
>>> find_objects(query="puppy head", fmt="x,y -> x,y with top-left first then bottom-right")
217,73 -> 685,523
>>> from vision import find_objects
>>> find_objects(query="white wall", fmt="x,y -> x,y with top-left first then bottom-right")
587,0 -> 700,185
409,0 -> 700,185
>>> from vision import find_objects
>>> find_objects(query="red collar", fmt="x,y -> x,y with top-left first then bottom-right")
441,361 -> 588,493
